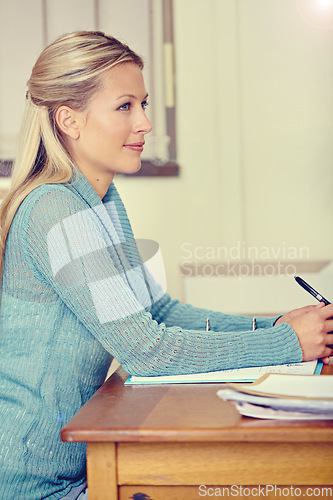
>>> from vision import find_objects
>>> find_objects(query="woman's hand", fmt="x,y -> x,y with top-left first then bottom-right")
275,304 -> 318,325
276,303 -> 333,363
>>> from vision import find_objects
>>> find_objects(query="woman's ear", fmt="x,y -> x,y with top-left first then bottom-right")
55,106 -> 81,140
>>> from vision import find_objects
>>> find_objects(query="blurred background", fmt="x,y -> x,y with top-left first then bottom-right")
0,0 -> 332,310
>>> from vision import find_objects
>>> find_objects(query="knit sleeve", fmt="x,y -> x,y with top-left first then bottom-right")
22,186 -> 302,376
149,293 -> 279,331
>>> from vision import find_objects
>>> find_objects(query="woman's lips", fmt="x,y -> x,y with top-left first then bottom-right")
124,142 -> 145,152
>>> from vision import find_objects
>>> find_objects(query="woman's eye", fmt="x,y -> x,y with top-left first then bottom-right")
141,100 -> 149,110
119,102 -> 131,111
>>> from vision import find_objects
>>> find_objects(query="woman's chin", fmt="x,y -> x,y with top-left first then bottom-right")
118,160 -> 142,175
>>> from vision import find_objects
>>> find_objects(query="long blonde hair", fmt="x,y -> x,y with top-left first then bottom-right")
0,31 -> 143,275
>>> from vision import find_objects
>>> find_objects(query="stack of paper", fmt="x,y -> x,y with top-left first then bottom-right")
217,373 -> 333,420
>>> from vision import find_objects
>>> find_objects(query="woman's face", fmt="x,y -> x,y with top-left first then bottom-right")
66,62 -> 152,187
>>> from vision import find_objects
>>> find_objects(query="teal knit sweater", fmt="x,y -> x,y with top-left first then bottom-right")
0,172 -> 302,499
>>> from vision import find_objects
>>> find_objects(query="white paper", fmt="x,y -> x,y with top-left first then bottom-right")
217,374 -> 333,420
217,387 -> 333,413
233,402 -> 333,420
229,373 -> 333,400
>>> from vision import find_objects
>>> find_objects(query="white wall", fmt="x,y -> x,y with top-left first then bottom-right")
116,0 -> 333,301
0,0 -> 44,157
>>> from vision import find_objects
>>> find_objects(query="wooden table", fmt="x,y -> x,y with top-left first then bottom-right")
61,365 -> 333,500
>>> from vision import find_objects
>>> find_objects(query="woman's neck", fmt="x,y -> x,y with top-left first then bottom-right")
77,167 -> 115,199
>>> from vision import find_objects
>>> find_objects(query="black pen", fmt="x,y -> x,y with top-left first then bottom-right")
294,276 -> 331,306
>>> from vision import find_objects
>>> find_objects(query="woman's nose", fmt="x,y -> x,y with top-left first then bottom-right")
136,110 -> 153,134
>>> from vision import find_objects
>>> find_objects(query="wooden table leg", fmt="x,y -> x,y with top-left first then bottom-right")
87,443 -> 118,500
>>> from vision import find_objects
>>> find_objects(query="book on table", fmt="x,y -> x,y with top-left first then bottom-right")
124,359 -> 322,386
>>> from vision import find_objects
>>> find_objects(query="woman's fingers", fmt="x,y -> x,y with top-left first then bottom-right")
318,303 -> 333,319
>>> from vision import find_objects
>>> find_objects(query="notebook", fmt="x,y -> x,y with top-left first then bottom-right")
124,359 -> 322,385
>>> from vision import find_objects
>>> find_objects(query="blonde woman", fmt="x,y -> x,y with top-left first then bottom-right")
0,31 -> 332,499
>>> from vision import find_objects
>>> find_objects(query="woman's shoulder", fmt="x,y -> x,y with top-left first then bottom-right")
22,183 -> 82,210
23,182 -> 76,204
16,182 -> 86,228
22,172 -> 102,210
